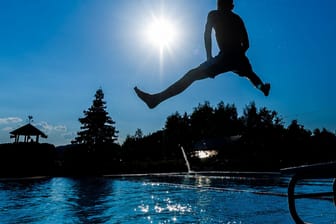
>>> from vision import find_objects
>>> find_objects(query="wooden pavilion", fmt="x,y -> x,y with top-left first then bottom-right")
10,123 -> 48,143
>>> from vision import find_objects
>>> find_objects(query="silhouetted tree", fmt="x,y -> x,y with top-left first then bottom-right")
72,88 -> 118,146
213,101 -> 243,136
286,120 -> 311,143
122,128 -> 145,160
164,112 -> 190,145
241,102 -> 284,138
190,101 -> 215,140
134,128 -> 143,139
123,129 -> 143,144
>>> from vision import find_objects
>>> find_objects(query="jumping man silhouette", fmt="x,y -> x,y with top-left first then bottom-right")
134,0 -> 270,109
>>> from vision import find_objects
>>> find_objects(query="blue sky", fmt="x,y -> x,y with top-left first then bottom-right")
1,0 -> 336,146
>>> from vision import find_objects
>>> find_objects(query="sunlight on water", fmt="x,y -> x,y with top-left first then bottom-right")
0,175 -> 334,223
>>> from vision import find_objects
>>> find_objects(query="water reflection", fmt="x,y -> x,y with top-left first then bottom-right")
0,178 -> 115,223
0,179 -> 51,223
0,175 -> 334,223
51,177 -> 114,223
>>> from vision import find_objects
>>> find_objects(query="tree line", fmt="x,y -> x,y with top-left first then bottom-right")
123,101 -> 336,172
0,88 -> 335,177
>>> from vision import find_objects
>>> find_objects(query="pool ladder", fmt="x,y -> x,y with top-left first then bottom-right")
281,162 -> 336,224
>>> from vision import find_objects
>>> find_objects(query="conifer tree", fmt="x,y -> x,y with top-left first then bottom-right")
73,88 -> 118,145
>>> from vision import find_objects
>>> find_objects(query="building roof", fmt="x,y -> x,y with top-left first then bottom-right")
10,123 -> 47,138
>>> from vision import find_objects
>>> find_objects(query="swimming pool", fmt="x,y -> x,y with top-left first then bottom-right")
0,173 -> 334,223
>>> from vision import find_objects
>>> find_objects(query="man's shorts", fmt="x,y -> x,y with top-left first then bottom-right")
199,51 -> 253,78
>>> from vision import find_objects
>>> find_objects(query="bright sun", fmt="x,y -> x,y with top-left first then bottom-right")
146,17 -> 177,50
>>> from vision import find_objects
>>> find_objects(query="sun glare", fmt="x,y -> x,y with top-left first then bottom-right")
146,17 -> 177,50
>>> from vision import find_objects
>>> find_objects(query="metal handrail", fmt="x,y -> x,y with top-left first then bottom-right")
282,162 -> 336,224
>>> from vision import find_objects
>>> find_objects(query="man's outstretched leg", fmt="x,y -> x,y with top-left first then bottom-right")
245,71 -> 270,97
233,56 -> 271,97
240,72 -> 271,97
134,67 -> 208,109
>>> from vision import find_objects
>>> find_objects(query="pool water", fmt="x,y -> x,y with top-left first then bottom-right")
0,173 -> 334,224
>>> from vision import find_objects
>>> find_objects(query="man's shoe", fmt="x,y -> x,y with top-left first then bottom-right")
261,83 -> 270,96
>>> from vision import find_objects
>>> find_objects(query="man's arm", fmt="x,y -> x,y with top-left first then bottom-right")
240,19 -> 249,52
204,14 -> 213,60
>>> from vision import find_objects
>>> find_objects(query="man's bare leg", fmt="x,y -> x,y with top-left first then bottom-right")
134,87 -> 158,109
234,70 -> 271,96
134,67 -> 208,109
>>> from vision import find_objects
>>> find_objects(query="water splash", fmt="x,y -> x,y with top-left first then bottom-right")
180,146 -> 191,173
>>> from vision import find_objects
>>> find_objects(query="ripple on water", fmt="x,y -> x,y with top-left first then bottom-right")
0,175 -> 334,224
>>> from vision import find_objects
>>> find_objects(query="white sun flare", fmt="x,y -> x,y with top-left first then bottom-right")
146,17 -> 178,50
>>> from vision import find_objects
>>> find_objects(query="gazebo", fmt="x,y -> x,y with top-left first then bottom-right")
10,123 -> 48,143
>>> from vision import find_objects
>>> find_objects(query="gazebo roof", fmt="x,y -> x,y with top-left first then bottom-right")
10,123 -> 47,138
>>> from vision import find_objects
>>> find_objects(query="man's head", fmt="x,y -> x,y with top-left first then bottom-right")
217,0 -> 234,10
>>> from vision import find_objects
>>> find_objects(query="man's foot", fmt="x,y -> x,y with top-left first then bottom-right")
261,83 -> 271,96
134,87 -> 159,109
